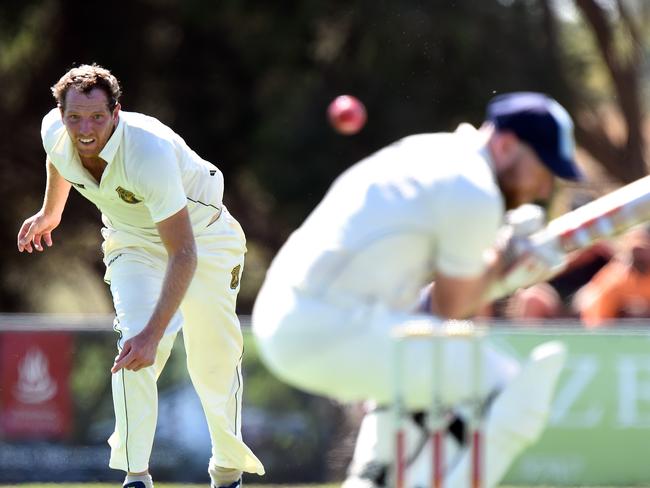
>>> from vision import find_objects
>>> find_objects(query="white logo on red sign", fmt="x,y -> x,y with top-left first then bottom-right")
14,348 -> 57,404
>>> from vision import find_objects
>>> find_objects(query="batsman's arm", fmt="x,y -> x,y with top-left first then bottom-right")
433,250 -> 502,319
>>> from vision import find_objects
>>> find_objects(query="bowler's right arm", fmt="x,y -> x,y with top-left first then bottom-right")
17,157 -> 71,253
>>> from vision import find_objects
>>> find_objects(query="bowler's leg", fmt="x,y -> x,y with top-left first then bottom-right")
109,334 -> 176,473
181,233 -> 264,482
107,256 -> 181,474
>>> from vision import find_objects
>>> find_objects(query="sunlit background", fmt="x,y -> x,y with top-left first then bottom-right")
1,0 -> 650,485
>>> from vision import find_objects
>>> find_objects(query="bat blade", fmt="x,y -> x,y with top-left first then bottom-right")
533,175 -> 650,252
488,175 -> 650,301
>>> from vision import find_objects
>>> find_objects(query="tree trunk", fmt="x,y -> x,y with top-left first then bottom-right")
574,0 -> 647,183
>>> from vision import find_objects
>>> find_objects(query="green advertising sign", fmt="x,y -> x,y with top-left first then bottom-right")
242,324 -> 650,486
493,327 -> 650,485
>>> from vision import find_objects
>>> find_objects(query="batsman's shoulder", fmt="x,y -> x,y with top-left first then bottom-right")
448,168 -> 501,209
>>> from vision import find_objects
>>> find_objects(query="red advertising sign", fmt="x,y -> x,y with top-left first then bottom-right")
0,332 -> 73,439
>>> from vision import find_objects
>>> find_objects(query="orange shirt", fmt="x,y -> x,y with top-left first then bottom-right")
579,259 -> 650,327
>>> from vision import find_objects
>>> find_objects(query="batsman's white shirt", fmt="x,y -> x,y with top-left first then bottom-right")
268,128 -> 504,308
253,127 -> 519,407
254,126 -> 568,488
41,109 -> 264,475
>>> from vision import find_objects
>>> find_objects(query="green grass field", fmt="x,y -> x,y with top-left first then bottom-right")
0,485 -> 338,488
0,486 -> 339,488
0,485 -> 639,488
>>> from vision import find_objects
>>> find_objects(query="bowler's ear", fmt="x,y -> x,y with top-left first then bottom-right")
112,103 -> 121,123
59,104 -> 65,119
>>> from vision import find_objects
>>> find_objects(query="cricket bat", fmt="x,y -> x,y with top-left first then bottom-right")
489,175 -> 650,301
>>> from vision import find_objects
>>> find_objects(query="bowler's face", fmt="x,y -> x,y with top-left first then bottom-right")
60,88 -> 119,159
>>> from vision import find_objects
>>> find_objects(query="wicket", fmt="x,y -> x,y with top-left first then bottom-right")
391,321 -> 485,488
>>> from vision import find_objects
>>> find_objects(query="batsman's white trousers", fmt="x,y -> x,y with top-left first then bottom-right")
252,285 -> 521,409
345,338 -> 567,488
103,211 -> 264,476
253,283 -> 566,488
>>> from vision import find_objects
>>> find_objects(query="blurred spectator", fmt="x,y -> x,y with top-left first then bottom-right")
505,240 -> 614,320
574,225 -> 650,326
489,191 -> 615,321
507,282 -> 563,319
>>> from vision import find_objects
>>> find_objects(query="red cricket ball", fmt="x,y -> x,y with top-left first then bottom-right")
327,95 -> 367,135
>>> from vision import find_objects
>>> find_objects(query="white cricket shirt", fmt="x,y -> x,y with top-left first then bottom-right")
41,108 -> 224,246
266,125 -> 504,310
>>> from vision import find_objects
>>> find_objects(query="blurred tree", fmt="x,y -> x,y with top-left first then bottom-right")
570,0 -> 649,183
242,0 -> 577,233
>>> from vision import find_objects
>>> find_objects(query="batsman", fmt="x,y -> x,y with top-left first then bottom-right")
253,92 -> 582,488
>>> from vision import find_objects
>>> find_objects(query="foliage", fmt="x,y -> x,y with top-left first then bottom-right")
68,333 -> 116,441
241,331 -> 349,482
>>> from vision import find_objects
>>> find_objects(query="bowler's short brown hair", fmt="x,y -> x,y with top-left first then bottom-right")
51,64 -> 122,111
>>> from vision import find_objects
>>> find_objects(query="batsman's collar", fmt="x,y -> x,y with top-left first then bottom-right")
487,92 -> 583,182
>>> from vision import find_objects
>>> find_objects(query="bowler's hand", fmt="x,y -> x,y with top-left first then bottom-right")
17,211 -> 61,253
111,329 -> 161,373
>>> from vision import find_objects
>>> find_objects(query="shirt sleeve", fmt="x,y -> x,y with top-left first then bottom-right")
133,141 -> 187,223
435,176 -> 503,279
41,108 -> 65,155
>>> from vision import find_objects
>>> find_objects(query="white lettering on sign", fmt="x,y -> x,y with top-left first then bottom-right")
549,355 -> 604,427
617,355 -> 650,427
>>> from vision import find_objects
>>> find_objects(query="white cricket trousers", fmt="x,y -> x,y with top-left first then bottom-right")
253,285 -> 520,408
253,284 -> 566,488
103,212 -> 264,476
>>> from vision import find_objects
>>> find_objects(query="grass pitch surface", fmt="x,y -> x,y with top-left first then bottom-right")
0,485 -> 336,488
0,485 -> 340,488
0,485 -> 637,488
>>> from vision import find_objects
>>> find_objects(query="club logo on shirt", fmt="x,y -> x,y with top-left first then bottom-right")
230,264 -> 241,290
115,186 -> 142,204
